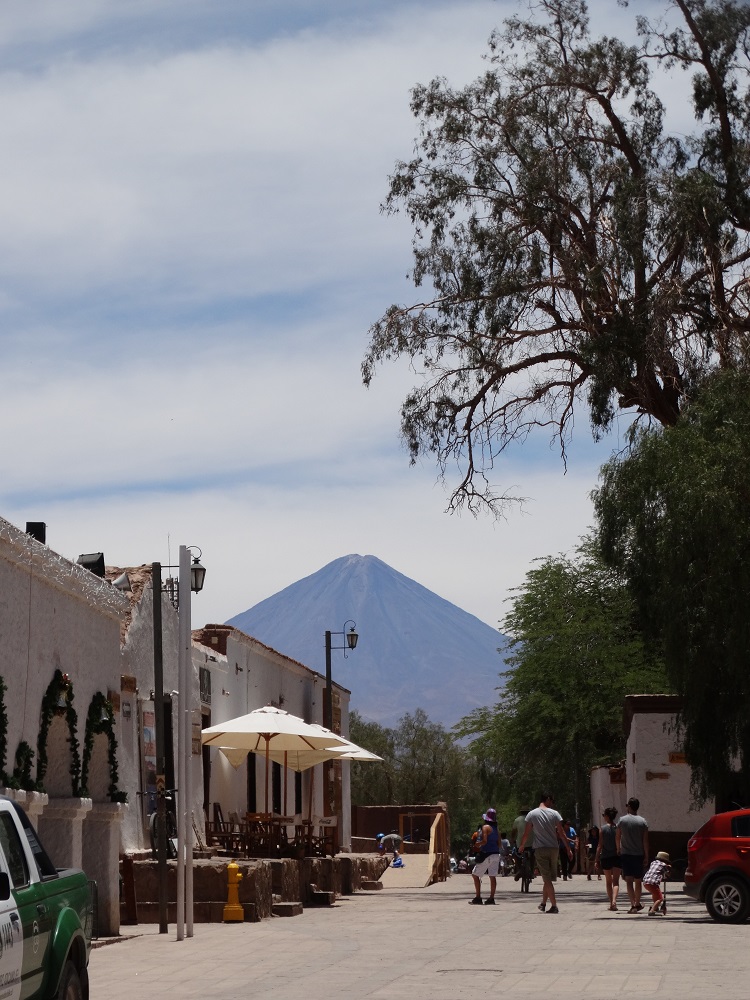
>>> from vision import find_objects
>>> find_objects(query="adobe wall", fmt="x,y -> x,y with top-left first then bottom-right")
123,854 -> 387,924
625,704 -> 714,838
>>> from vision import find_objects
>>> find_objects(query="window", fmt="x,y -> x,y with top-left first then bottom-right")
10,801 -> 57,879
0,814 -> 29,888
732,814 -> 750,838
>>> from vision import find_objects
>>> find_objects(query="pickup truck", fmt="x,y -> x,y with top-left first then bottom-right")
0,796 -> 93,1000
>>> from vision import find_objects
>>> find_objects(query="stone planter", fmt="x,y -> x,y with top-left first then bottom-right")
83,801 -> 127,937
36,797 -> 93,871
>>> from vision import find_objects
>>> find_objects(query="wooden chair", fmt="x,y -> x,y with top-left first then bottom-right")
205,802 -> 237,854
244,812 -> 273,856
310,815 -> 338,857
272,815 -> 296,853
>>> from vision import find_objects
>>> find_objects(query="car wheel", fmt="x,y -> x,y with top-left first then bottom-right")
705,875 -> 750,923
56,961 -> 83,1000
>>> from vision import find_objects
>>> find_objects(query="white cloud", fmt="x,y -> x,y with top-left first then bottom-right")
3,448 -> 600,633
0,0 -> 686,644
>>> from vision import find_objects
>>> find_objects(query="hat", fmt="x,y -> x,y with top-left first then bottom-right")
483,808 -> 497,822
656,851 -> 670,862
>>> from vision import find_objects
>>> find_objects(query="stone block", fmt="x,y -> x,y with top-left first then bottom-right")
271,902 -> 303,917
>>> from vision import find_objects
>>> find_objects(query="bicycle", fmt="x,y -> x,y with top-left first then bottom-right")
512,847 -> 535,892
149,789 -> 178,860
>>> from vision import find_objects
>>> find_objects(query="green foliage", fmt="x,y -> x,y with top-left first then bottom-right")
456,543 -> 667,823
364,0 -> 750,513
594,369 -> 750,803
81,693 -> 126,802
349,708 -> 486,852
12,742 -> 35,792
38,670 -> 80,795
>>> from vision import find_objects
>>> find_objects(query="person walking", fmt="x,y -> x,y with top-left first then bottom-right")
519,794 -> 573,914
559,818 -> 576,880
595,807 -> 621,910
468,808 -> 501,905
511,806 -> 532,880
616,797 -> 649,913
584,825 -> 599,880
511,808 -> 531,852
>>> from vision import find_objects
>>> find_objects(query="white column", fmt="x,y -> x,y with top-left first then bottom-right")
176,544 -> 193,939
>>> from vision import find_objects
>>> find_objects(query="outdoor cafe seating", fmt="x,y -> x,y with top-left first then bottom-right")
204,805 -> 338,858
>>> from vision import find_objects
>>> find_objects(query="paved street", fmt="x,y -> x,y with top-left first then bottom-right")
90,873 -> 749,999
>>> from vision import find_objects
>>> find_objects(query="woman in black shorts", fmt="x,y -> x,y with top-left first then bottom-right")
595,807 -> 621,911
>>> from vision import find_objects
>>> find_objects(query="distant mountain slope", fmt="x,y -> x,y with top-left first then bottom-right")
226,554 -> 509,729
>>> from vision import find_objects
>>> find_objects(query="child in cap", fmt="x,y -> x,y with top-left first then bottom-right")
642,851 -> 671,914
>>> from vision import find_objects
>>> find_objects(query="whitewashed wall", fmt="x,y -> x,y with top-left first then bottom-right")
0,518 -> 127,804
624,696 -> 714,834
117,577 -> 181,853
0,517 -> 129,935
589,765 -> 627,829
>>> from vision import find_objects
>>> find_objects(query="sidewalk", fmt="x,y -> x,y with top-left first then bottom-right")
89,874 -> 749,999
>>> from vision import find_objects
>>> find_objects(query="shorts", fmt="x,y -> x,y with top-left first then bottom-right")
620,854 -> 645,879
535,846 -> 559,882
600,855 -> 621,871
472,854 -> 500,877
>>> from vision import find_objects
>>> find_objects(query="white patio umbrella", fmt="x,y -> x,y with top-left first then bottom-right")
261,740 -> 383,852
218,747 -> 249,769
202,705 -> 350,814
334,745 -> 383,761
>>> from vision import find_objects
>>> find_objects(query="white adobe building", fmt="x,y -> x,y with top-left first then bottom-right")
0,517 -> 129,936
0,515 -> 351,935
191,625 -> 351,850
590,694 -> 715,860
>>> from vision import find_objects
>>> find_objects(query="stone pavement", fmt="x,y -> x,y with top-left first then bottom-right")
90,873 -> 749,1000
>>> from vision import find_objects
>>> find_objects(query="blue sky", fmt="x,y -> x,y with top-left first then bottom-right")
0,0 -> 666,633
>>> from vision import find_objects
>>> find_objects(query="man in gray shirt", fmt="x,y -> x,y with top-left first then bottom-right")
616,797 -> 649,913
520,793 -> 572,914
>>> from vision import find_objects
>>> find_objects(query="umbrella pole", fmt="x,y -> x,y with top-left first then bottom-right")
307,767 -> 315,855
264,737 -> 270,816
283,751 -> 288,816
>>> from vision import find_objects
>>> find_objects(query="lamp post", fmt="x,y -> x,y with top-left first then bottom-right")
323,622 -> 358,826
151,547 -> 205,941
324,621 -> 358,732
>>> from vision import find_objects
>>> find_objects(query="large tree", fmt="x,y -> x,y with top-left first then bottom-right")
364,0 -> 750,512
456,543 -> 667,821
594,369 -> 750,804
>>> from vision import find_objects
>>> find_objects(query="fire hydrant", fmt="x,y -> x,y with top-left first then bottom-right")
223,862 -> 244,922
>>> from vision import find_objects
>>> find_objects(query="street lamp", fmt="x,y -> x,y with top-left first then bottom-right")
323,621 -> 358,835
151,546 -> 205,940
324,621 -> 358,732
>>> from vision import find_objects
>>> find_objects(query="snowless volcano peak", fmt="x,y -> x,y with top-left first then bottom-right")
226,554 -> 508,728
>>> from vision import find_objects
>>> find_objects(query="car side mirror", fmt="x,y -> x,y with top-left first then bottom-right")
0,873 -> 10,901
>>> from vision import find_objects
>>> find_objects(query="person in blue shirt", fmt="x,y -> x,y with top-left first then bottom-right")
468,808 -> 501,905
559,819 -> 577,880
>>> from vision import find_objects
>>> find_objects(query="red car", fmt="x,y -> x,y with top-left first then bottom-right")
683,808 -> 750,922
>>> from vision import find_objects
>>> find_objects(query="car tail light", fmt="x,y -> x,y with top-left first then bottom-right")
688,836 -> 707,852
